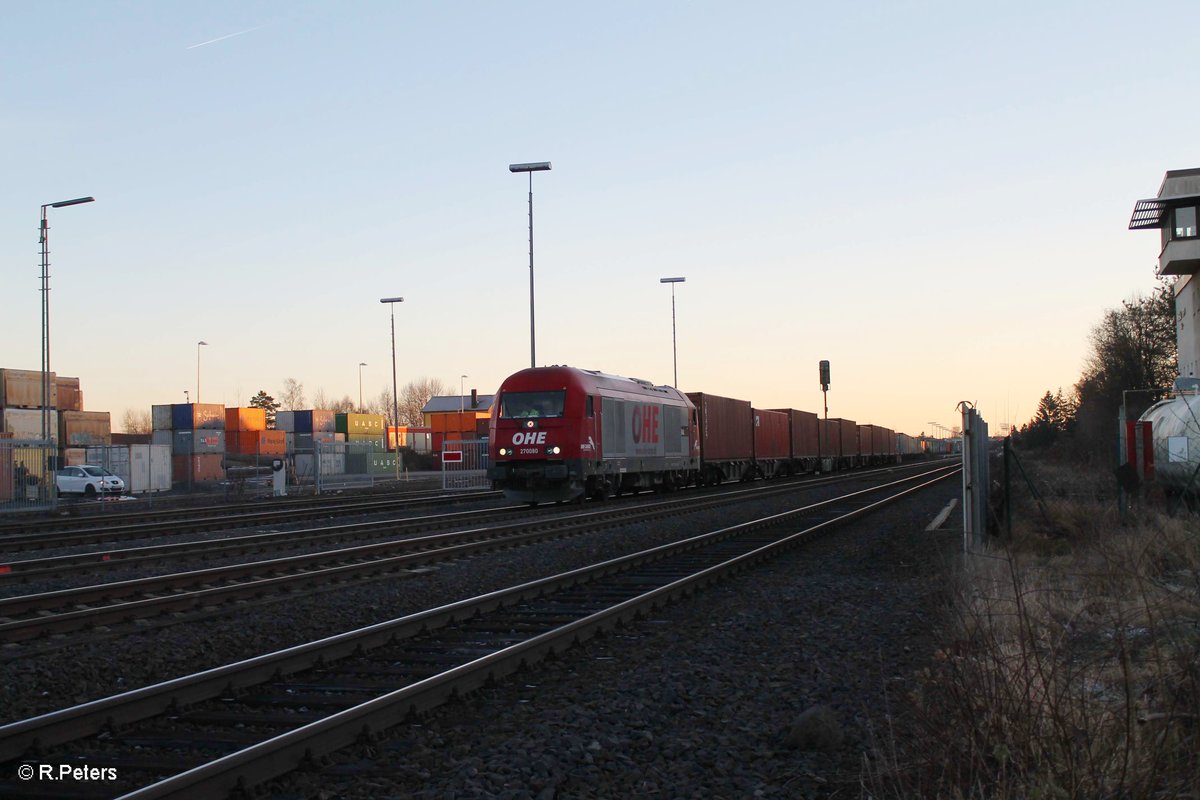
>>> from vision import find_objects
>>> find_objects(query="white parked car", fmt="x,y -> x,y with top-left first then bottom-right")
56,465 -> 126,497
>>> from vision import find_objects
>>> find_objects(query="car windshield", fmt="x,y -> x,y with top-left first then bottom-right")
82,467 -> 114,477
499,391 -> 566,419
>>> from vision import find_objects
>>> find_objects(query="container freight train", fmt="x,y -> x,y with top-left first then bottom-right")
487,366 -> 908,505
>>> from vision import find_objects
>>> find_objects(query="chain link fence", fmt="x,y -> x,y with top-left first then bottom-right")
1,440 -> 57,513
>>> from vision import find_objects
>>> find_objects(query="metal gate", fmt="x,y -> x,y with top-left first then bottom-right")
442,439 -> 491,491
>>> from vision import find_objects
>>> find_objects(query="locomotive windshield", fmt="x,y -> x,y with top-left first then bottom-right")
499,391 -> 566,419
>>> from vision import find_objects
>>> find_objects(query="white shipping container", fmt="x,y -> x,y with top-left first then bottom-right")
1,408 -> 58,443
85,445 -> 132,478
130,444 -> 171,493
294,451 -> 346,477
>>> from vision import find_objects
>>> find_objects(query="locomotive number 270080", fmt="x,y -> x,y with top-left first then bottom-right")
519,447 -> 541,454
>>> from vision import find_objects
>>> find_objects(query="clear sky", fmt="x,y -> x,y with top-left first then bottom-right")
3,1 -> 1196,438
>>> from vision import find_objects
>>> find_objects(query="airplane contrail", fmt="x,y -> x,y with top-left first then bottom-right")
187,25 -> 265,50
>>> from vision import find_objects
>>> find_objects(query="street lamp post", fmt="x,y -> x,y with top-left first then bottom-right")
509,161 -> 551,369
358,362 -> 367,412
39,196 -> 94,443
380,297 -> 404,478
659,277 -> 685,387
460,374 -> 467,414
196,341 -> 208,404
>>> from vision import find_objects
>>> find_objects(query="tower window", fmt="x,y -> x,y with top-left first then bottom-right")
1175,206 -> 1197,239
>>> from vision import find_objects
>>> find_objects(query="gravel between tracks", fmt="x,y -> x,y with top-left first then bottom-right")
276,480 -> 962,800
3,474 -> 961,799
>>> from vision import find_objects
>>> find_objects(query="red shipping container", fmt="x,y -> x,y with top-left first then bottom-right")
771,409 -> 819,459
753,408 -> 790,459
685,392 -> 753,461
172,453 -> 225,483
821,417 -> 857,459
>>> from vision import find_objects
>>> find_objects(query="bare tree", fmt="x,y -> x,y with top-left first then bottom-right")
399,377 -> 447,427
368,387 -> 397,426
329,394 -> 355,414
121,408 -> 152,434
279,378 -> 306,411
311,387 -> 331,411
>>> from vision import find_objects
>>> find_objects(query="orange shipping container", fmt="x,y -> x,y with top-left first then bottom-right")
228,430 -> 286,455
59,411 -> 112,446
225,407 -> 267,432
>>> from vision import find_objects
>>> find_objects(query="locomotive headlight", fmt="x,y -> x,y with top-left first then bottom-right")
499,448 -> 509,456
550,446 -> 561,455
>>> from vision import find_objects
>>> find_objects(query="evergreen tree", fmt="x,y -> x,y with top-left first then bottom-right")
249,390 -> 281,429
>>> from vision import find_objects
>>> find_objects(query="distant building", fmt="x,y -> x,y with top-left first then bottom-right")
1129,168 -> 1200,378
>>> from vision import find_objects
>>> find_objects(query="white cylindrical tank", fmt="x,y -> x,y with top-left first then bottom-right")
1139,391 -> 1200,492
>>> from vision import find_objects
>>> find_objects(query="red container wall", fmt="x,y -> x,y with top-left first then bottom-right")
857,425 -> 876,456
172,453 -> 225,483
838,419 -> 859,458
876,426 -> 895,456
769,409 -> 820,459
686,393 -> 753,461
821,418 -> 857,458
753,409 -> 790,459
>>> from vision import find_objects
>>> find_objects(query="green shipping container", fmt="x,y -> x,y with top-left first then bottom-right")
369,454 -> 398,474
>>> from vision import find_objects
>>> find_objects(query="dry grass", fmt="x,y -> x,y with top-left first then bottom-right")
864,458 -> 1200,799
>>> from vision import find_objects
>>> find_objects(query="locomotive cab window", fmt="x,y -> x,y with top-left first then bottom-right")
499,391 -> 566,419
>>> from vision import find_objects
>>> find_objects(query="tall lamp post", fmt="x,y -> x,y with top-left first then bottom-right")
509,161 -> 551,369
358,362 -> 367,412
39,195 -> 95,443
196,341 -> 208,404
380,297 -> 404,478
659,277 -> 685,387
460,374 -> 468,414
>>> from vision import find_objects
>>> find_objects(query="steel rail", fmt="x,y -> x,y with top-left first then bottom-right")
0,464 -> 958,776
0,463 -> 947,644
0,470 -> 913,644
0,489 -> 502,553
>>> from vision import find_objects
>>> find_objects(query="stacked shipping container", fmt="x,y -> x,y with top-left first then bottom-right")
152,403 -> 226,484
225,407 -> 285,456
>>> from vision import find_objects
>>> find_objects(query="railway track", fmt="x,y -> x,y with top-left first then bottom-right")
0,488 -> 503,553
0,463 -> 942,651
0,463 -> 958,799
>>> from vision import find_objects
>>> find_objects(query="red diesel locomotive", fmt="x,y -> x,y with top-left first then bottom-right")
487,366 -> 700,503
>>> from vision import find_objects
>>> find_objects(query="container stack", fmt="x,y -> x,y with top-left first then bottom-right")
152,403 -> 226,485
337,412 -> 395,474
225,407 -> 285,456
0,368 -> 59,445
277,410 -> 340,452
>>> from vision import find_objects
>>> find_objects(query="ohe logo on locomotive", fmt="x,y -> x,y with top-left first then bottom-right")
511,431 -> 548,445
631,404 -> 660,444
